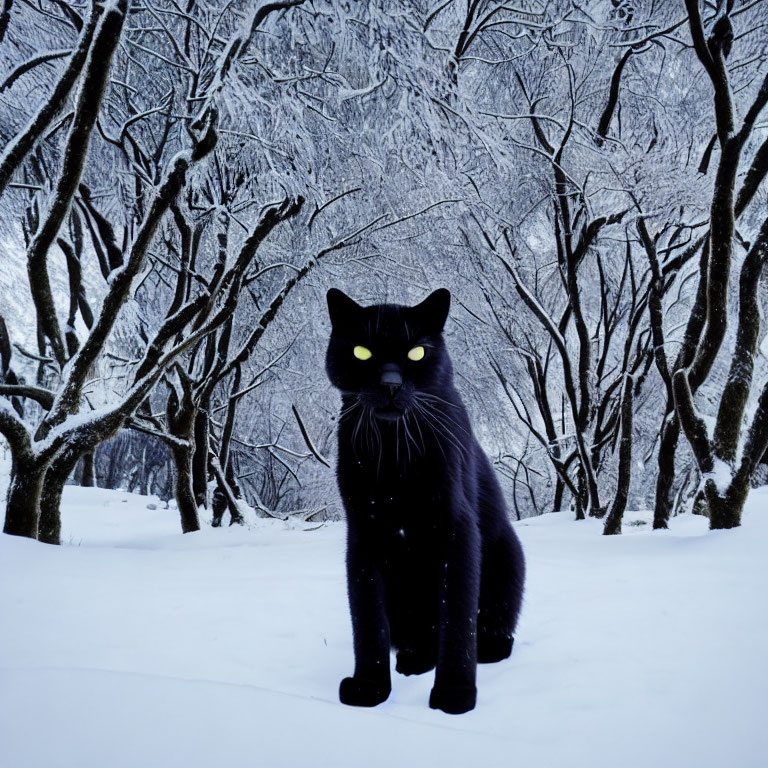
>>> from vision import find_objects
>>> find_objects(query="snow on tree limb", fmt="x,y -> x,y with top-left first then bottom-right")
291,404 -> 331,468
192,0 -> 306,125
0,48 -> 71,93
713,216 -> 768,463
0,384 -> 54,410
0,1 -> 101,197
25,0 -> 128,367
672,369 -> 714,475
0,396 -> 30,453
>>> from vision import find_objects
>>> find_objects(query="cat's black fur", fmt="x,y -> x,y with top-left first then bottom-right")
325,288 -> 525,715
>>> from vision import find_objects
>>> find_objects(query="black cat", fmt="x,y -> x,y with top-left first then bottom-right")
325,288 -> 525,715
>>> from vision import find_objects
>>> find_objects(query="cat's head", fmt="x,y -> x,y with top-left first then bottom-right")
325,288 -> 452,421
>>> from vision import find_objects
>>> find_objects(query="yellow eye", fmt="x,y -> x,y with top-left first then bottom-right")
353,345 -> 372,360
407,346 -> 425,361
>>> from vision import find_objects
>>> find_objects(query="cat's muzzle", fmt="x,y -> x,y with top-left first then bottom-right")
380,364 -> 403,393
374,365 -> 404,420
374,403 -> 404,421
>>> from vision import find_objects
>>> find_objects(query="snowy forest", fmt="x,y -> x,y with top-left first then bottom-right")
0,0 -> 767,541
2,1 -> 768,764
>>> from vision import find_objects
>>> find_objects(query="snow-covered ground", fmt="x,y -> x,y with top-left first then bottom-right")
1,479 -> 767,768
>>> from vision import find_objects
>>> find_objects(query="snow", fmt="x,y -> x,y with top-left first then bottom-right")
760,330 -> 768,361
705,457 -> 734,494
1,478 -> 768,767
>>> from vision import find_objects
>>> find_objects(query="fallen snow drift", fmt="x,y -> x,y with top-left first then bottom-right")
1,483 -> 767,768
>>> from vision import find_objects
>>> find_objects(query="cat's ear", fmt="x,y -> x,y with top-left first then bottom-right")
412,288 -> 450,334
327,288 -> 362,327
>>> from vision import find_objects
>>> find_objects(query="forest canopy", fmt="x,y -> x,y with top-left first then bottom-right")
0,0 -> 767,540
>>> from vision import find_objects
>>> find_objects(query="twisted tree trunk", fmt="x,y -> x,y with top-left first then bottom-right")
604,375 -> 633,536
171,442 -> 200,534
3,452 -> 47,539
192,410 -> 209,508
653,415 -> 679,529
167,377 -> 201,534
39,449 -> 80,545
80,451 -> 96,487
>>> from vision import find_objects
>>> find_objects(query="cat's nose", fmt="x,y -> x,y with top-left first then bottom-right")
380,364 -> 402,394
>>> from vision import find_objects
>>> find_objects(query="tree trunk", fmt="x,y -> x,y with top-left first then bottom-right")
553,476 -> 565,513
574,467 -> 586,520
138,446 -> 149,496
692,490 -> 709,517
653,414 -> 679,529
192,410 -> 209,508
100,439 -> 121,490
80,451 -> 96,487
603,375 -> 633,536
211,485 -> 227,528
39,450 -> 80,545
3,453 -> 46,539
225,462 -> 245,525
171,444 -> 200,533
705,476 -> 748,530
211,456 -> 245,527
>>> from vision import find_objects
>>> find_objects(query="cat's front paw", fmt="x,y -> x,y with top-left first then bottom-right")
339,676 -> 391,707
429,684 -> 477,714
396,649 -> 436,676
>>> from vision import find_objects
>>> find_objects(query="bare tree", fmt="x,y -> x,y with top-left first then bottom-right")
3,0 -> 768,541
640,0 -> 768,529
0,0 -> 308,542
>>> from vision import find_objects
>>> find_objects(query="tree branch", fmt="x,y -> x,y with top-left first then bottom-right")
672,369 -> 713,473
292,404 -> 331,468
0,2 -> 100,197
25,0 -> 128,366
713,215 -> 768,462
637,217 -> 672,400
603,374 -> 634,535
0,384 -> 54,409
0,49 -> 71,93
596,49 -> 633,143
684,0 -> 733,143
0,397 -> 30,453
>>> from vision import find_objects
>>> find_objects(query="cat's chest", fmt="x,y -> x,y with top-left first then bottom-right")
340,456 -> 452,531
340,426 -> 456,480
344,453 -> 447,499
354,483 -> 447,552
337,416 -> 466,524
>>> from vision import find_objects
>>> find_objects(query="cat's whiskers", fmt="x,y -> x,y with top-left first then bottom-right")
413,396 -> 468,440
351,401 -> 367,455
339,396 -> 362,421
411,400 -> 466,458
371,410 -> 378,457
371,408 -> 383,477
339,387 -> 465,466
362,406 -> 369,453
395,414 -> 413,465
401,411 -> 418,461
415,395 -> 469,436
411,402 -> 453,460
364,406 -> 376,457
419,413 -> 450,461
409,407 -> 427,454
418,391 -> 462,410
423,409 -> 467,448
